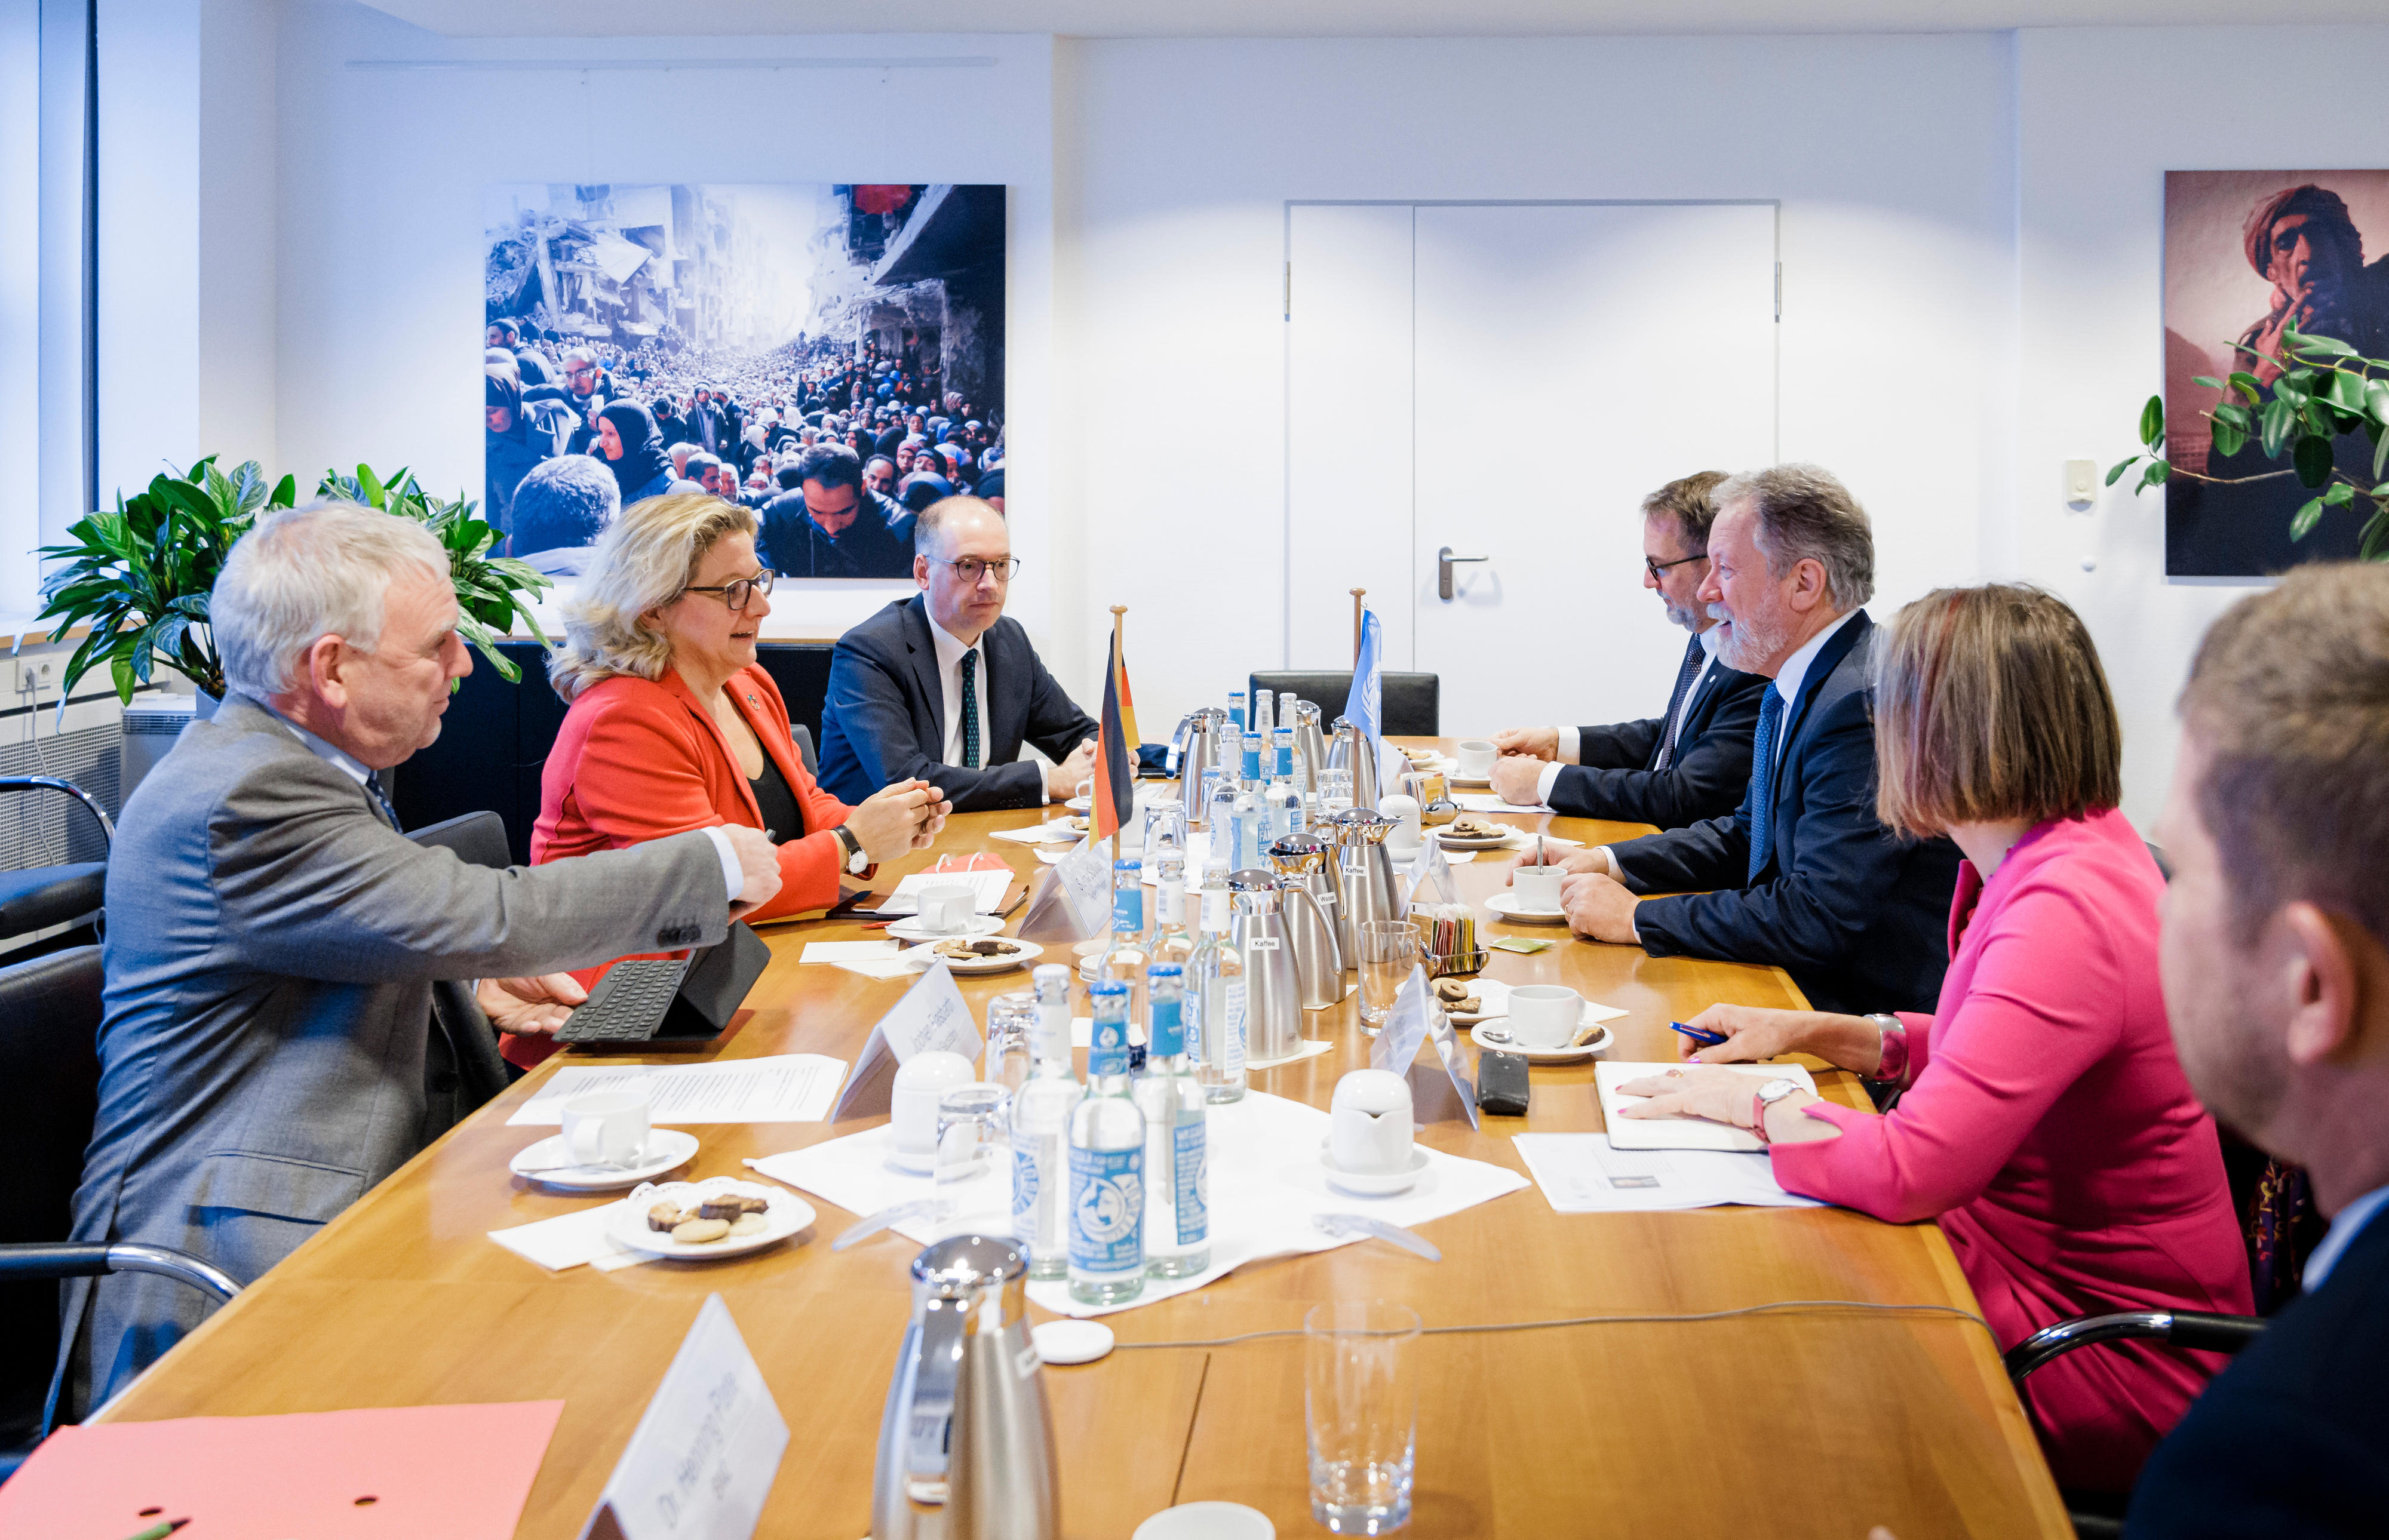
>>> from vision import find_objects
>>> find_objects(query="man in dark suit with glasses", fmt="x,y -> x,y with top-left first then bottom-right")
818,497 -> 1100,812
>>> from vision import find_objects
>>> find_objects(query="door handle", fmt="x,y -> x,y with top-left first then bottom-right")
1437,546 -> 1490,601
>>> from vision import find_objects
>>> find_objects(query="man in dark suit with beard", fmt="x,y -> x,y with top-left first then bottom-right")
759,444 -> 914,579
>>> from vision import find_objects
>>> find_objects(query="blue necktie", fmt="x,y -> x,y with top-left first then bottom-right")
1653,637 -> 1705,772
364,770 -> 403,833
1745,687 -> 1783,884
958,649 -> 981,769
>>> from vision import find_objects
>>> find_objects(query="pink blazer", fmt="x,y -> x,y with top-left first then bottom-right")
1770,808 -> 2250,1492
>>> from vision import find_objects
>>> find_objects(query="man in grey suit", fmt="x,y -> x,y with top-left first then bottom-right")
50,504 -> 782,1422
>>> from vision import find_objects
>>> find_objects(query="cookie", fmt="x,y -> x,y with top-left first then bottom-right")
728,1213 -> 769,1237
647,1201 -> 687,1233
1432,978 -> 1471,1003
671,1217 -> 732,1244
1571,1023 -> 1604,1047
698,1194 -> 769,1221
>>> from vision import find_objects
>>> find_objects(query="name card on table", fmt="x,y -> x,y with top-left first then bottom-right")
831,957 -> 981,1120
1370,964 -> 1432,1076
1408,838 -> 1460,908
1366,963 -> 1476,1129
581,1295 -> 788,1540
1424,999 -> 1481,1132
1014,832 -> 1112,943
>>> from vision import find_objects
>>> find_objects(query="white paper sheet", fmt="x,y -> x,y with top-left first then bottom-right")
833,954 -> 929,981
988,820 -> 1082,846
800,940 -> 902,963
1453,792 -> 1556,814
1512,1133 -> 1825,1212
1593,1061 -> 1819,1152
878,868 -> 1015,915
747,1091 -> 1532,1318
487,1201 -> 653,1271
505,1055 -> 849,1127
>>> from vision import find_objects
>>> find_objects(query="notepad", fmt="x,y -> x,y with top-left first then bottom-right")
1595,1061 -> 1818,1152
878,868 -> 1014,915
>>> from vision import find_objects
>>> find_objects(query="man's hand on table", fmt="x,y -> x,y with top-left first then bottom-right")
1560,868 -> 1641,943
1491,726 -> 1558,761
480,973 -> 588,1036
721,823 -> 785,917
1488,754 -> 1548,806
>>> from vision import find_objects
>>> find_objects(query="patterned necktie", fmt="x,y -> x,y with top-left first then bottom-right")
364,770 -> 403,833
1745,687 -> 1783,884
958,648 -> 981,770
1653,636 -> 1706,772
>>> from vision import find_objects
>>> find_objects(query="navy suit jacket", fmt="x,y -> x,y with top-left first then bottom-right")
817,597 -> 1100,813
1612,611 -> 1961,1015
2126,1207 -> 2389,1536
1550,637 -> 1768,828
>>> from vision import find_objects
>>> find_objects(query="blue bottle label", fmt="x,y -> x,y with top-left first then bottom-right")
1276,743 -> 1294,777
1012,1142 -> 1039,1230
1149,997 -> 1184,1057
1242,746 -> 1261,780
1068,1144 -> 1144,1273
1173,1121 -> 1208,1246
1113,887 -> 1144,933
1088,1014 -> 1131,1075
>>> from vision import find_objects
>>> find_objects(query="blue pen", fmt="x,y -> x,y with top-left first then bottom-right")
1671,1020 -> 1727,1047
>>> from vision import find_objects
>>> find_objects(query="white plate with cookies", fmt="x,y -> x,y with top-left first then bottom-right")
917,936 -> 1042,975
609,1176 -> 816,1259
1434,817 -> 1513,850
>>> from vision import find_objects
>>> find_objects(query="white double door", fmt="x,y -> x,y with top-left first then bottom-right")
1286,202 -> 1779,736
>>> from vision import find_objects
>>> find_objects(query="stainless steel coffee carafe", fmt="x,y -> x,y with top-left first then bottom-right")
1325,811 -> 1406,969
1266,833 -> 1344,1009
1290,700 -> 1327,797
1226,871 -> 1306,1061
1326,715 -> 1381,813
873,1235 -> 1061,1540
1174,709 -> 1225,829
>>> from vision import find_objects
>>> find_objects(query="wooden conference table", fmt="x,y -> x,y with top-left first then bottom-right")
96,742 -> 2070,1538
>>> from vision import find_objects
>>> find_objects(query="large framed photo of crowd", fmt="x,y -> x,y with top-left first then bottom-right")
483,182 -> 1006,579
2163,169 -> 2389,576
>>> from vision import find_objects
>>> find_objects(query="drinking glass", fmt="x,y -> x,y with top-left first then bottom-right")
1306,1300 -> 1421,1534
932,1084 -> 1012,1240
982,993 -> 1036,1094
1355,920 -> 1418,1032
1319,769 -> 1355,819
1142,801 -> 1189,871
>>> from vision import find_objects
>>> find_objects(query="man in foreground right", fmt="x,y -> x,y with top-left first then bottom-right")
2128,562 -> 2389,1535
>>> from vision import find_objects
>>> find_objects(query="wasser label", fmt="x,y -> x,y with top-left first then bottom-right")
1068,1145 -> 1143,1274
1174,1122 -> 1209,1245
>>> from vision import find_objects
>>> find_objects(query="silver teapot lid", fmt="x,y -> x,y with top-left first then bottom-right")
1225,868 -> 1279,892
1266,833 -> 1331,871
913,1234 -> 1028,1298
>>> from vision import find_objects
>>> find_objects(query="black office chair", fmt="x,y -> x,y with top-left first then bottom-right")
0,947 -> 238,1467
406,809 -> 512,870
1247,671 -> 1441,737
0,777 -> 115,948
790,723 -> 819,776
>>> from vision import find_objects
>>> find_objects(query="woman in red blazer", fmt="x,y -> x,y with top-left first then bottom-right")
520,492 -> 948,1068
1616,586 -> 2249,1494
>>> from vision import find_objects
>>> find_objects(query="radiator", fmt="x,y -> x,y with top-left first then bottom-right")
0,717 -> 122,868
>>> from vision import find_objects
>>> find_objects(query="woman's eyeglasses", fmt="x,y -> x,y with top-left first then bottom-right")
681,570 -> 775,613
942,557 -> 1023,585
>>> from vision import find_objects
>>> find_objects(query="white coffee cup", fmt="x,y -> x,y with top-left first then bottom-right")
561,1089 -> 650,1169
917,881 -> 975,933
1455,739 -> 1497,779
1378,793 -> 1421,852
1506,985 -> 1583,1050
1329,1068 -> 1415,1175
891,1050 -> 978,1162
1512,864 -> 1563,911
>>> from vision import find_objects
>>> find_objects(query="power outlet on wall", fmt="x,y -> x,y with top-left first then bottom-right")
10,657 -> 57,700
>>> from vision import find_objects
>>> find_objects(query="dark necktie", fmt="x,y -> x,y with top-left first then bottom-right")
1653,637 -> 1706,772
364,770 -> 403,833
1745,687 -> 1783,884
958,649 -> 981,770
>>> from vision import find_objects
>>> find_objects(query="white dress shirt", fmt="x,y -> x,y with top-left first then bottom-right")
1538,625 -> 1724,806
266,700 -> 745,900
2305,1182 -> 2389,1290
928,613 -> 1033,803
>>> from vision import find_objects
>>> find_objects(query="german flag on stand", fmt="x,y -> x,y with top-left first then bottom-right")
1090,628 -> 1137,846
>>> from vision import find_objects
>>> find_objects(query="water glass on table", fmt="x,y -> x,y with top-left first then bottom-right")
1356,920 -> 1418,1031
932,1084 -> 1013,1240
983,992 -> 1036,1093
1306,1299 -> 1421,1534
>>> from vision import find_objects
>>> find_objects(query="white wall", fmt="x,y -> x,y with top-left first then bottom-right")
271,2 -> 1058,641
1058,33 -> 2020,742
2015,23 -> 2389,826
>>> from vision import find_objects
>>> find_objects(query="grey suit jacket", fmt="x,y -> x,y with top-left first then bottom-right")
51,694 -> 732,1421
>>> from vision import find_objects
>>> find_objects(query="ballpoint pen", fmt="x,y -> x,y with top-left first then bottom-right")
1671,1020 -> 1727,1047
119,1520 -> 190,1540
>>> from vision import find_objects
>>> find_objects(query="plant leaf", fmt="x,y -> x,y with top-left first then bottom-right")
2323,482 -> 2356,506
2139,394 -> 2164,448
2292,331 -> 2357,357
2290,496 -> 2326,540
2106,456 -> 2139,487
2193,375 -> 2224,390
2138,461 -> 2172,493
2261,396 -> 2298,457
2360,506 -> 2389,562
2230,371 -> 2266,405
2213,421 -> 2247,458
2293,434 -> 2336,488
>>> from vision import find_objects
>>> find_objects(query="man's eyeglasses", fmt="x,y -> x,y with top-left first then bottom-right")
941,557 -> 1022,585
1644,551 -> 1707,582
681,570 -> 775,613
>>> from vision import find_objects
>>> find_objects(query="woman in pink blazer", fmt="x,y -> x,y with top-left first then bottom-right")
1617,585 -> 2249,1494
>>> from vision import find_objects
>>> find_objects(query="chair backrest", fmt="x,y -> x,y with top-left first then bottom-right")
790,722 -> 819,776
1248,671 -> 1441,737
0,946 -> 102,1447
406,810 -> 512,870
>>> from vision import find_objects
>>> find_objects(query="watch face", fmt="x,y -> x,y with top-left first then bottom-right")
1759,1078 -> 1799,1101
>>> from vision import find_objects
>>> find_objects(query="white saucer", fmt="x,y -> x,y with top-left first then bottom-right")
886,914 -> 1005,942
1447,774 -> 1493,789
912,937 -> 1042,975
606,1177 -> 816,1259
1485,890 -> 1568,925
1384,841 -> 1423,862
509,1128 -> 699,1190
885,1145 -> 937,1175
1065,795 -> 1092,812
1469,1020 -> 1613,1063
1318,1140 -> 1429,1197
1133,1502 -> 1276,1540
1433,828 -> 1512,850
1036,847 -> 1070,865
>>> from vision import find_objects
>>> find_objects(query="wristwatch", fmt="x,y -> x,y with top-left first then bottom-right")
1865,1012 -> 1909,1084
1749,1077 -> 1802,1145
831,824 -> 870,875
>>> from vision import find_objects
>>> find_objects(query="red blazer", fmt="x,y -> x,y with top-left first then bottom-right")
513,664 -> 855,1069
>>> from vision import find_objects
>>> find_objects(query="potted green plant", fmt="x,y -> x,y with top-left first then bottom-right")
35,457 -> 554,711
2109,320 -> 2389,561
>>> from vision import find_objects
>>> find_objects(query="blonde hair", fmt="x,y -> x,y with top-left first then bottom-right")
548,492 -> 758,701
1873,583 -> 2121,839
